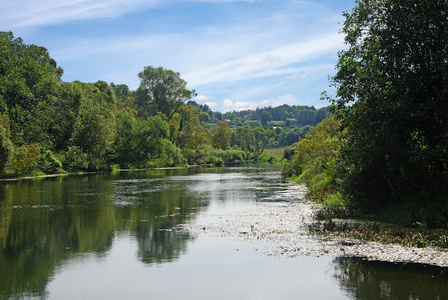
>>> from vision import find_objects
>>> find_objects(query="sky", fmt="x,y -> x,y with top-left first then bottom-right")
1,0 -> 356,112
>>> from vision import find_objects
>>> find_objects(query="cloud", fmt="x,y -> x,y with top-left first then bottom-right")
222,99 -> 235,112
205,101 -> 218,110
1,0 -> 258,29
263,55 -> 281,62
286,70 -> 311,80
183,33 -> 344,87
195,95 -> 216,102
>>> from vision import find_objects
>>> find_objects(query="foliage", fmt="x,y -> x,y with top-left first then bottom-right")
258,147 -> 285,164
329,0 -> 448,208
38,150 -> 62,173
136,66 -> 196,120
282,116 -> 343,200
0,113 -> 13,175
0,31 -> 329,176
211,121 -> 232,150
277,125 -> 312,147
9,143 -> 41,176
260,110 -> 272,126
230,125 -> 276,159
71,81 -> 116,170
170,105 -> 210,163
63,146 -> 89,170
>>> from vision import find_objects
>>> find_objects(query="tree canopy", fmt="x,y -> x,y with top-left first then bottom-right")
136,66 -> 196,120
329,0 -> 448,207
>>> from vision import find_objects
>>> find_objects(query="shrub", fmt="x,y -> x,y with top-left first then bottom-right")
10,143 -> 41,176
39,150 -> 62,173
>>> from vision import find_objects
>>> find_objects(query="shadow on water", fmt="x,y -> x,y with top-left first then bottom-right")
332,257 -> 448,299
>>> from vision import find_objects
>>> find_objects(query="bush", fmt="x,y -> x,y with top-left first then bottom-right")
38,150 -> 62,173
10,143 -> 41,176
64,146 -> 89,170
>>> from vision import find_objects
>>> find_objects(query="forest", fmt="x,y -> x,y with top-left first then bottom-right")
0,31 -> 329,177
283,0 -> 448,229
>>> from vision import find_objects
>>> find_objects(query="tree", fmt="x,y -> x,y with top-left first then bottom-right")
260,111 -> 272,126
252,127 -> 276,158
0,32 -> 63,146
113,112 -> 181,168
168,105 -> 211,164
0,113 -> 12,174
135,66 -> 196,120
212,121 -> 231,150
71,81 -> 116,169
329,0 -> 448,207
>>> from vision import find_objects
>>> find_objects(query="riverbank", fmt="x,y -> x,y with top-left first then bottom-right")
0,165 -> 206,182
182,183 -> 448,268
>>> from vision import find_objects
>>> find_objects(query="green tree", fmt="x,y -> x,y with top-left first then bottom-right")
232,125 -> 254,154
260,111 -> 272,126
0,113 -> 13,174
252,127 -> 276,158
71,81 -> 116,169
135,66 -> 196,120
212,121 -> 231,150
113,112 -> 182,168
0,32 -> 63,146
282,117 -> 343,198
329,0 -> 448,208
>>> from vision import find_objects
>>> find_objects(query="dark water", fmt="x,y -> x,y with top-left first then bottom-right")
0,166 -> 447,299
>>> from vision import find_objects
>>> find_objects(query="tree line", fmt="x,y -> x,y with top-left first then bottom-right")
283,0 -> 448,228
0,31 -> 327,177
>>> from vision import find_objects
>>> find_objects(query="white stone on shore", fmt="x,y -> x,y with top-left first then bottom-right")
181,197 -> 448,267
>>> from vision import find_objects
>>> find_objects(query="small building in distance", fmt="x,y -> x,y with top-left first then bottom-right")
285,118 -> 298,127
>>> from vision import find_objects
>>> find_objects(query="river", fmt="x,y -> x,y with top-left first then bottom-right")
0,166 -> 447,299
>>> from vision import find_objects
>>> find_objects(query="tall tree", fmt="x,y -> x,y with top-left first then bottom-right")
329,0 -> 448,206
135,66 -> 196,120
260,111 -> 272,126
212,121 -> 231,150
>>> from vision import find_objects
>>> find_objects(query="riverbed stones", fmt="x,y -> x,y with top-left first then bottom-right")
181,194 -> 448,268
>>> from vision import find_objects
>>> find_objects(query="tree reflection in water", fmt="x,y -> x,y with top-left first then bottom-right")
332,257 -> 448,299
0,170 -> 202,299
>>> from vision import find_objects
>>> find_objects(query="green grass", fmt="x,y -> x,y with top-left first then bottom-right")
259,147 -> 286,164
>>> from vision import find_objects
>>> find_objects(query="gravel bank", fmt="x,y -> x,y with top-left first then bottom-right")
182,184 -> 448,268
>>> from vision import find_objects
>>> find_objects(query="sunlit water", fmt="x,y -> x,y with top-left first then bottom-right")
0,166 -> 447,299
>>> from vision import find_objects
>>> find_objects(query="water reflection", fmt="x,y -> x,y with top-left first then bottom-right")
0,166 -> 281,299
1,166 -> 447,299
333,257 -> 448,299
0,169 -> 205,299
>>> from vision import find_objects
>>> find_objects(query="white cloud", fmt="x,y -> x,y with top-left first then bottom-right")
3,0 -> 351,109
183,33 -> 344,87
258,99 -> 272,107
222,99 -> 235,112
286,70 -> 311,79
195,95 -> 216,102
1,0 -> 257,29
205,101 -> 218,110
286,73 -> 300,80
263,54 -> 281,62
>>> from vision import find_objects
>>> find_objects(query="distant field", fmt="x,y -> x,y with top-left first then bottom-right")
260,147 -> 286,163
270,121 -> 284,127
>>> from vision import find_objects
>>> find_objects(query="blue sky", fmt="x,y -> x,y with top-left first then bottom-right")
1,0 -> 355,112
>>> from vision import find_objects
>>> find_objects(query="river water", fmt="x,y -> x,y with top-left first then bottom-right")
0,166 -> 447,299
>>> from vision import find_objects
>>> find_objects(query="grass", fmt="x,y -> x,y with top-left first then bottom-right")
258,147 -> 286,164
309,218 -> 448,249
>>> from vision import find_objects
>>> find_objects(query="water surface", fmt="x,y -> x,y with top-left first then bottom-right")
0,166 -> 446,299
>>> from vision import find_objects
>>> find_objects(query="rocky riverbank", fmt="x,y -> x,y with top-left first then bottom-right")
182,184 -> 448,268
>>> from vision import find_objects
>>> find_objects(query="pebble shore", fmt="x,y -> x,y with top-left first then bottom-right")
182,184 -> 448,268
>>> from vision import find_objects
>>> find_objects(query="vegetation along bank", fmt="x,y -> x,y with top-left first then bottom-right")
0,31 -> 329,179
283,0 -> 448,240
